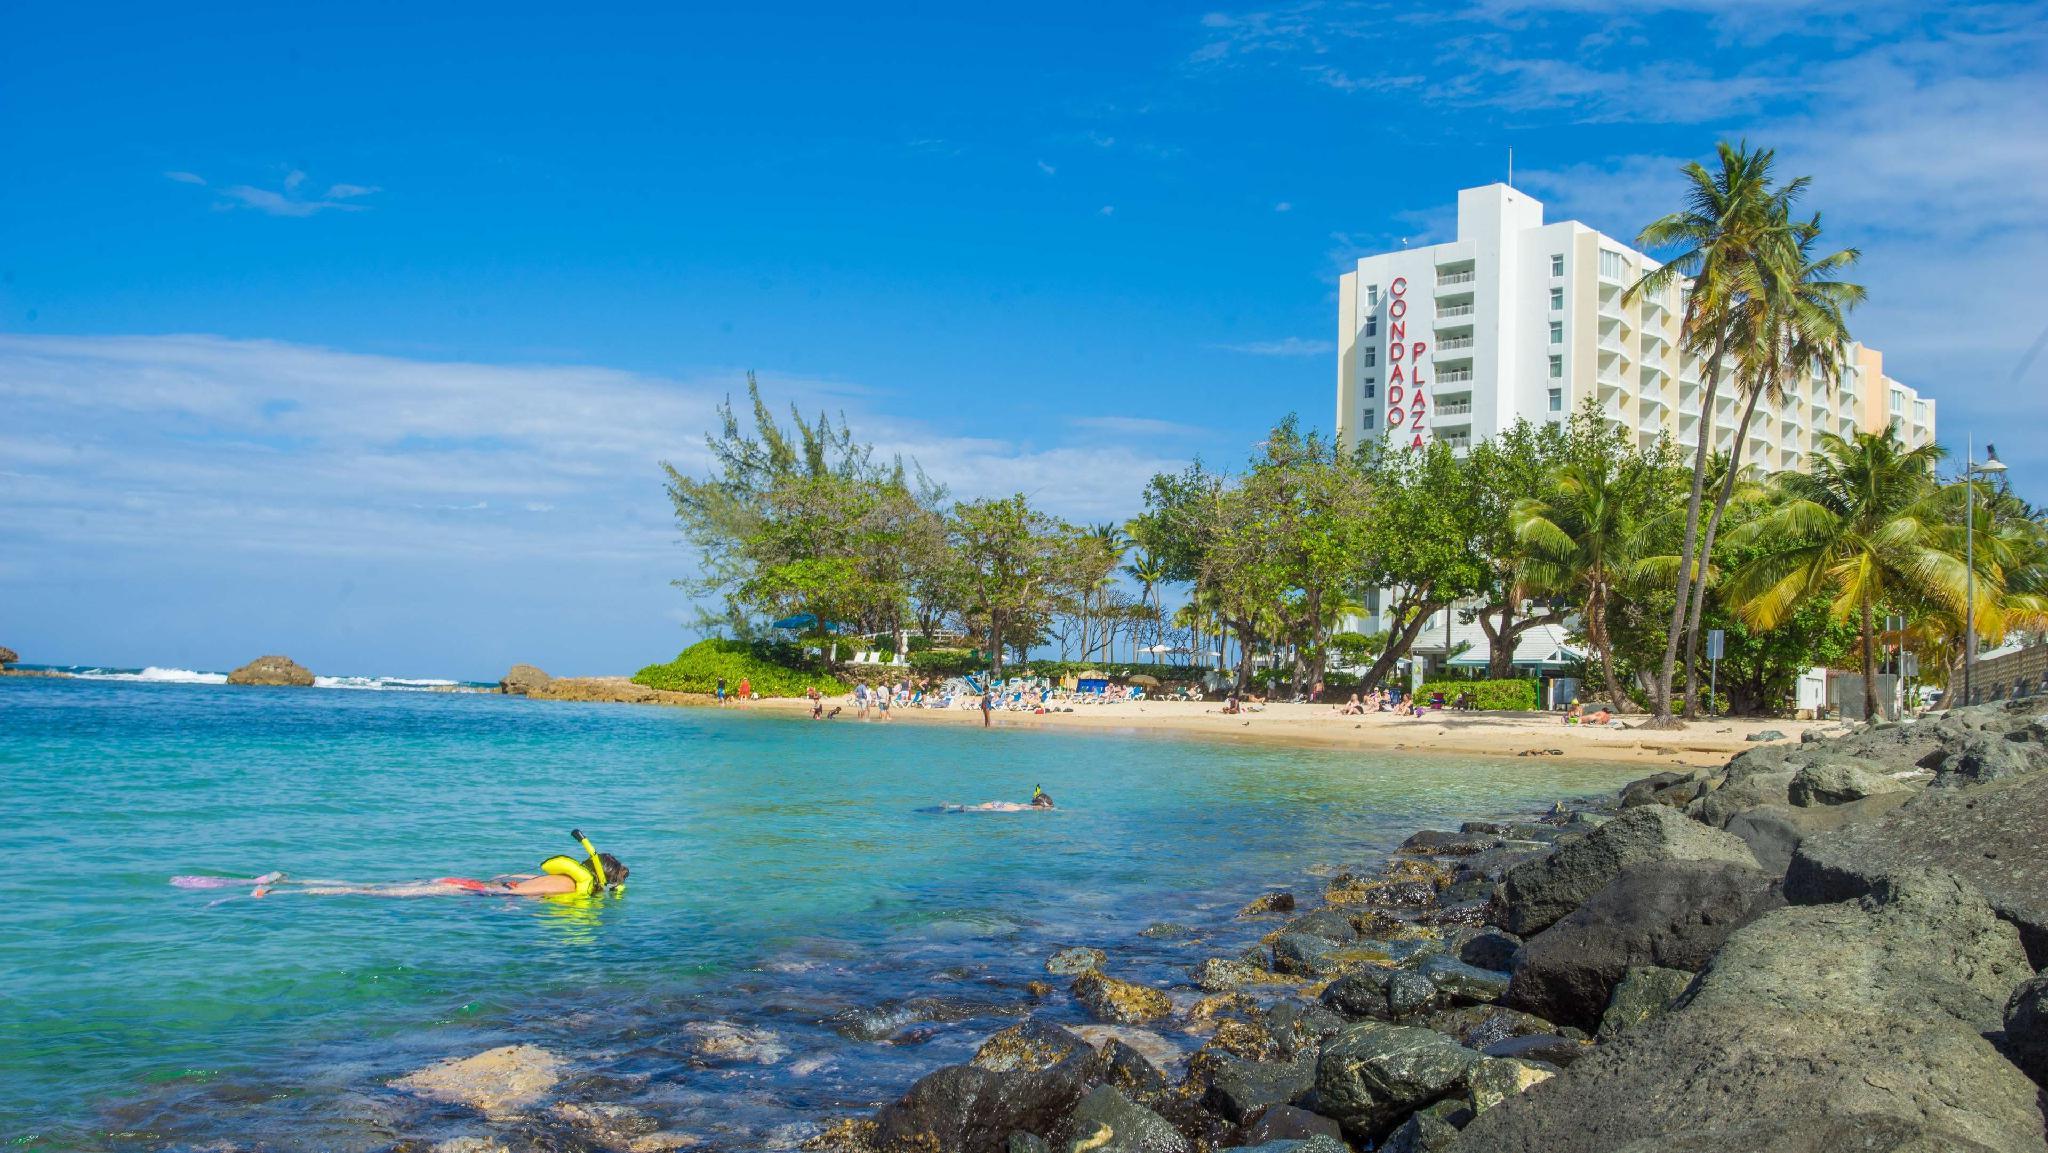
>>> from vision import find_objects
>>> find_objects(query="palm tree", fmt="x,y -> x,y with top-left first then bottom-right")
1124,549 -> 1168,663
1722,427 -> 1970,721
1078,522 -> 1128,663
1681,214 -> 1862,715
1513,456 -> 1654,711
1627,142 -> 1804,727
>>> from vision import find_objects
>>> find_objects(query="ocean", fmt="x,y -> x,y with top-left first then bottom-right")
1,675 -> 1639,1150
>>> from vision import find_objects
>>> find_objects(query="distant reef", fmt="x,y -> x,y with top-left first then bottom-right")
227,654 -> 316,687
496,663 -> 708,706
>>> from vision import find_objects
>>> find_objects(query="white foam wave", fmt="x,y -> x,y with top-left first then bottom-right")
69,666 -> 230,685
312,676 -> 464,691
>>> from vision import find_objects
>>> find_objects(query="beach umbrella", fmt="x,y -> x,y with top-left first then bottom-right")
1127,674 -> 1161,687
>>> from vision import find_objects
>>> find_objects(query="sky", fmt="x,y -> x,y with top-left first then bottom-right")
2,1 -> 2044,679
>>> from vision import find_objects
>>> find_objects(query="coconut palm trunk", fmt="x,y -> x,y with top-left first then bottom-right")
1652,332 -> 1728,724
1859,598 -> 1881,721
1680,385 -> 1763,715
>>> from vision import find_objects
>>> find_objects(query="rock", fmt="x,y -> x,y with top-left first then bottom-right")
1489,805 -> 1760,937
1745,729 -> 1788,742
1204,1050 -> 1317,1123
1594,966 -> 1694,1040
390,1044 -> 566,1117
1445,926 -> 1521,972
1478,1033 -> 1590,1067
1401,829 -> 1500,855
1238,1139 -> 1348,1153
1321,966 -> 1396,1020
1505,859 -> 1781,1030
680,1020 -> 788,1063
1412,954 -> 1511,1005
1238,891 -> 1296,916
973,1020 -> 1088,1073
1618,771 -> 1695,809
0,646 -> 16,666
1189,956 -> 1266,991
1686,769 -> 1797,827
1385,968 -> 1441,1019
1070,971 -> 1171,1025
1009,1134 -> 1051,1153
1203,1017 -> 1278,1060
1721,795 -> 1911,875
1045,946 -> 1107,976
498,663 -> 551,694
2004,972 -> 2048,1086
1139,922 -> 1195,939
1269,933 -> 1344,977
1451,868 -> 2044,1152
831,996 -> 1018,1042
1415,1004 -> 1565,1051
1092,1038 -> 1168,1098
872,1055 -> 1094,1153
1787,758 -> 1915,806
1378,1103 -> 1465,1153
1237,1103 -> 1346,1145
1464,1056 -> 1555,1114
1261,999 -> 1347,1058
1069,1026 -> 1183,1079
1060,1085 -> 1187,1153
1278,908 -> 1360,943
1314,1021 -> 1485,1142
226,654 -> 315,687
1787,768 -> 2048,965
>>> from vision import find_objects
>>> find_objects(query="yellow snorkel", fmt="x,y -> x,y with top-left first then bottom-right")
570,828 -> 622,895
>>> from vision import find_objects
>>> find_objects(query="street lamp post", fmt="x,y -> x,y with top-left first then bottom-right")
1962,437 -> 2007,706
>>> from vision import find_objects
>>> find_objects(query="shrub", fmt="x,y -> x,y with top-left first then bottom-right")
633,639 -> 846,698
1418,678 -> 1538,711
908,649 -> 982,676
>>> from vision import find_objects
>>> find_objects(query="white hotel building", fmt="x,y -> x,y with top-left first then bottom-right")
1335,184 -> 1935,470
1334,183 -> 1936,675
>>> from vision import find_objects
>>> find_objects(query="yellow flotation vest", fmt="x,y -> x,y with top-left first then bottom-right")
539,855 -> 601,897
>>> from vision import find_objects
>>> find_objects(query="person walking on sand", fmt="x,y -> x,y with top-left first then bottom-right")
736,676 -> 751,704
980,688 -> 993,728
808,685 -> 823,719
716,676 -> 728,707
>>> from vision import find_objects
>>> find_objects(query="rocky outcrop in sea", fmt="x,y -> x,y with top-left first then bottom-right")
770,697 -> 2048,1152
226,654 -> 315,686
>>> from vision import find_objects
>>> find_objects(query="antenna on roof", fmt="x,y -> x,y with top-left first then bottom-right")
1508,147 -> 1514,188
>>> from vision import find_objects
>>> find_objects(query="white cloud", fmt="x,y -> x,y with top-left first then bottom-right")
1070,415 -> 1211,438
1099,205 -> 1116,216
1212,336 -> 1337,356
1275,201 -> 1293,212
169,168 -> 382,217
164,170 -> 206,185
1037,159 -> 1058,176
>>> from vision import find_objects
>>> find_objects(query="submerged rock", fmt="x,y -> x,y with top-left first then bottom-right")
1045,946 -> 1107,976
1489,805 -> 1760,937
680,1020 -> 788,1063
1072,971 -> 1172,1025
390,1044 -> 566,1117
973,1020 -> 1088,1073
1238,891 -> 1296,917
227,654 -> 315,687
1189,956 -> 1265,991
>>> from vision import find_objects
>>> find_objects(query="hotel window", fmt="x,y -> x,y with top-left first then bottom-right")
1549,320 -> 1564,345
1599,249 -> 1628,281
1548,354 -> 1563,379
1890,390 -> 1903,414
1364,382 -> 1377,398
1550,254 -> 1564,277
1549,286 -> 1564,310
1365,316 -> 1378,336
1363,408 -> 1376,428
1362,346 -> 1377,367
1367,284 -> 1380,306
1548,387 -> 1563,412
1914,400 -> 1928,424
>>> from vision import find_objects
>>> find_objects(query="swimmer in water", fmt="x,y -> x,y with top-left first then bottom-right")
235,831 -> 628,899
938,785 -> 1056,813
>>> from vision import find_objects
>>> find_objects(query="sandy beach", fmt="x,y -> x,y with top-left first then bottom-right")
734,693 -> 1820,768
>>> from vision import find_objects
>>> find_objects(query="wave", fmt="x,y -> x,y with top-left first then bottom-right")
67,666 -> 230,685
312,676 -> 469,692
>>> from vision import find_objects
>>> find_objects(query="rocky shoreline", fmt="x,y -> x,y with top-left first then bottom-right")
370,695 -> 2048,1153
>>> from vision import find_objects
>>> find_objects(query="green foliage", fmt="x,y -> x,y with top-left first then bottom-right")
632,639 -> 846,698
907,648 -> 981,676
1418,679 -> 1539,710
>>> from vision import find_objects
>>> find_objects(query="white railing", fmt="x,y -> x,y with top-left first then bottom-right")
1436,270 -> 1476,286
1436,336 -> 1474,351
1438,369 -> 1474,384
1437,304 -> 1474,319
1436,402 -> 1473,416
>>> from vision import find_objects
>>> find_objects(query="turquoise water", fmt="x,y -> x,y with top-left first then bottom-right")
2,677 -> 1638,1149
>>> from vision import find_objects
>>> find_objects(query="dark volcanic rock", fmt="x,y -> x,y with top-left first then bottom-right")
1386,968 -> 1441,1019
1787,758 -> 1915,806
1278,908 -> 1360,944
1451,869 -> 2043,1152
1593,965 -> 1694,1040
1489,805 -> 1759,937
1203,1050 -> 1317,1123
1787,765 -> 2048,965
1045,946 -> 1106,975
972,1020 -> 1089,1073
1721,795 -> 1911,876
1061,1085 -> 1187,1153
1478,1033 -> 1590,1067
1312,1021 -> 1484,1141
1071,971 -> 1172,1025
1262,999 -> 1346,1058
1320,967 -> 1395,1020
873,1054 -> 1094,1153
1417,1004 -> 1564,1051
1237,1102 -> 1345,1145
1189,956 -> 1265,992
1269,932 -> 1344,977
1505,859 -> 1781,1030
2004,972 -> 2048,1087
1401,829 -> 1501,855
1238,891 -> 1296,916
1445,926 -> 1522,972
1412,954 -> 1511,1005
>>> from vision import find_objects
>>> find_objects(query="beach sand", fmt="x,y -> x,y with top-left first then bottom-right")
735,693 -> 1817,768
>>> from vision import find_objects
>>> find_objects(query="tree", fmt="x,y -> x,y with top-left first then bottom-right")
1628,142 -> 1809,727
1723,427 -> 1970,721
1123,549 -> 1169,663
1465,420 -> 1572,679
950,495 -> 1069,676
1352,441 -> 1489,693
1512,408 -> 1672,709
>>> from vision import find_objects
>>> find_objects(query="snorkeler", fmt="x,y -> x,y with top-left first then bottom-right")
1031,784 -> 1054,809
935,785 -> 1057,813
188,831 -> 630,900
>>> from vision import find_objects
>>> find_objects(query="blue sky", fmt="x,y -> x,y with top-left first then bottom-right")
2,1 -> 2043,678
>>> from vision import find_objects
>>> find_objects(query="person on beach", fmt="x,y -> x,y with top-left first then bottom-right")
877,688 -> 892,720
854,681 -> 869,719
808,686 -> 823,719
1563,699 -> 1583,725
980,688 -> 994,727
737,676 -> 751,703
716,677 -> 727,706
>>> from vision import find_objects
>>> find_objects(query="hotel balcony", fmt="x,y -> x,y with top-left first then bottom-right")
1436,304 -> 1475,321
1435,270 -> 1477,291
1437,368 -> 1475,385
1436,399 -> 1474,417
1435,335 -> 1474,353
